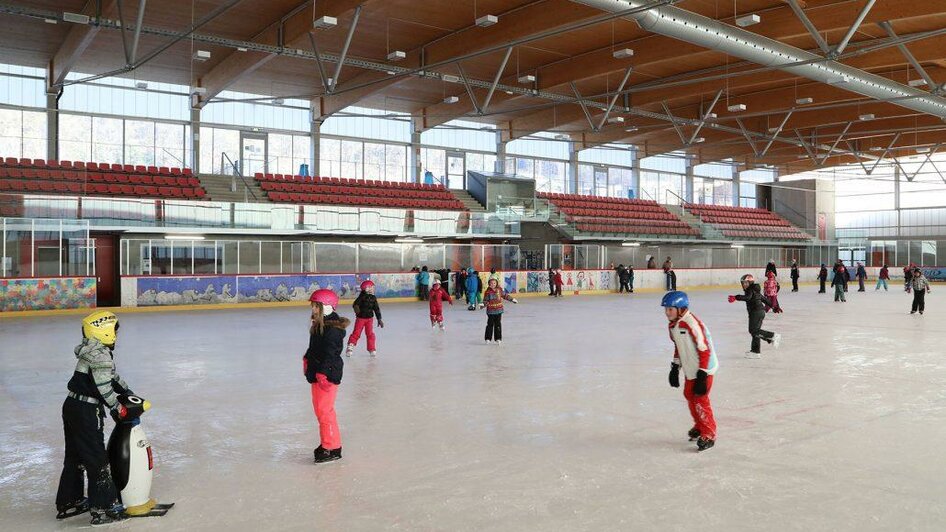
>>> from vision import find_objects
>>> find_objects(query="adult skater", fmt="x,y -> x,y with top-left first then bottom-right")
832,261 -> 848,302
304,289 -> 350,463
553,268 -> 564,297
765,259 -> 778,277
763,271 -> 782,313
876,264 -> 889,291
662,257 -> 676,291
855,262 -> 867,292
428,280 -> 453,330
57,311 -> 140,526
818,264 -> 828,293
663,291 -> 718,451
347,280 -> 383,357
548,267 -> 556,296
617,264 -> 632,293
790,260 -> 800,292
483,277 -> 517,344
456,267 -> 467,300
417,266 -> 430,301
728,274 -> 780,359
647,256 -> 657,269
910,267 -> 931,315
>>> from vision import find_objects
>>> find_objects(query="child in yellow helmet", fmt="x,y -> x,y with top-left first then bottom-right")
56,311 -> 138,526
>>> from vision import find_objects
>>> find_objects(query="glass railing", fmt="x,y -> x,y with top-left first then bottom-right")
493,196 -> 551,222
0,193 -> 519,237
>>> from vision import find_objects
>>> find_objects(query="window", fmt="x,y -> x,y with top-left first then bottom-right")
364,142 -> 385,180
0,109 -> 47,160
269,133 -> 294,175
320,138 -> 341,177
92,117 -> 124,164
340,140 -> 363,180
155,123 -> 185,167
385,144 -> 407,182
59,114 -> 92,162
124,119 -> 155,166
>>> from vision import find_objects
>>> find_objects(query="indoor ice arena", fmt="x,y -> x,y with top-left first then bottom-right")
1,0 -> 946,530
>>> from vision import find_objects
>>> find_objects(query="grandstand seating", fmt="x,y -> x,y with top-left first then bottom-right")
685,203 -> 811,240
0,158 -> 206,200
538,192 -> 699,237
255,173 -> 467,211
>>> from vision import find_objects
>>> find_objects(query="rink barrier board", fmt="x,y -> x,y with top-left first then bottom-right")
0,266 -> 941,316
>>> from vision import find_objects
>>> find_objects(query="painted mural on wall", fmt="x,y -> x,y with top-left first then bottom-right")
137,276 -> 237,306
371,273 -> 416,298
0,277 -> 96,312
236,274 -> 361,303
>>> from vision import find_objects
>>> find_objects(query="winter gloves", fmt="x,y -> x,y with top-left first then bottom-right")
727,295 -> 736,303
377,319 -> 384,328
668,363 -> 680,388
693,370 -> 708,395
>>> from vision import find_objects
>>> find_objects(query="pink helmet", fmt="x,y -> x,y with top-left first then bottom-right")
309,289 -> 339,307
360,280 -> 375,291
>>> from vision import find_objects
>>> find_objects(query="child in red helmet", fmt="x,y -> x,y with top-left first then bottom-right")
483,277 -> 517,344
428,280 -> 453,330
763,271 -> 782,313
663,290 -> 718,452
728,274 -> 781,359
347,280 -> 384,357
303,289 -> 350,463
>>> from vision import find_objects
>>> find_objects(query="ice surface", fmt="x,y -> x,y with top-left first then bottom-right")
2,287 -> 945,531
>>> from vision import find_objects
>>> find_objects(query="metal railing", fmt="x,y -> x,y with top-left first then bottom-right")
220,152 -> 259,202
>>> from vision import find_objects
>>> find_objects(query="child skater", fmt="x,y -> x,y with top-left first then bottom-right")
465,268 -> 483,310
483,277 -> 517,344
429,280 -> 453,330
56,311 -> 139,526
304,289 -> 350,463
763,271 -> 782,313
728,274 -> 781,359
347,280 -> 384,357
910,267 -> 931,315
663,291 -> 718,452
553,268 -> 564,297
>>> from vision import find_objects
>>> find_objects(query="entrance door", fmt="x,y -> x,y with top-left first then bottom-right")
447,153 -> 465,189
94,235 -> 120,307
241,133 -> 267,176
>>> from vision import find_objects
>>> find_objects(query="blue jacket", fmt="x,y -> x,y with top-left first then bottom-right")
465,273 -> 480,295
417,271 -> 429,284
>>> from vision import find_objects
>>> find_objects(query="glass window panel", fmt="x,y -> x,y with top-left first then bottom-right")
293,135 -> 310,176
60,114 -> 92,162
220,240 -> 238,274
150,240 -> 172,275
314,243 -> 357,272
124,119 -> 155,166
385,144 -> 406,182
364,142 -> 385,181
269,133 -> 294,175
239,241 -> 261,274
260,241 -> 281,273
155,122 -> 185,168
319,138 -> 341,177
193,242 -> 220,274
357,244 -> 401,272
341,140 -> 363,179
171,241 -> 193,275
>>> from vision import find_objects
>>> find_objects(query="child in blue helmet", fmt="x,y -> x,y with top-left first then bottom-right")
465,268 -> 482,310
662,291 -> 718,452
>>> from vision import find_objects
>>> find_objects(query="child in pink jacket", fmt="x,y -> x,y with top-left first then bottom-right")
763,271 -> 782,313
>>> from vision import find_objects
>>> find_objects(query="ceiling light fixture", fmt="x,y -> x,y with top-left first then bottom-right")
858,113 -> 875,121
796,97 -> 814,105
443,96 -> 459,104
518,74 -> 536,84
313,16 -> 337,29
727,104 -> 747,112
193,50 -> 211,61
735,14 -> 761,27
165,235 -> 205,240
394,237 -> 424,243
612,48 -> 634,59
475,14 -> 498,27
387,50 -> 406,61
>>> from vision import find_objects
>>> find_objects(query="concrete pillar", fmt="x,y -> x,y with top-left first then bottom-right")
732,165 -> 741,207
46,90 -> 58,162
894,164 -> 901,235
495,130 -> 507,173
684,157 -> 695,203
189,107 -> 200,173
567,142 -> 579,194
310,119 -> 322,177
410,119 -> 422,183
630,149 -> 641,200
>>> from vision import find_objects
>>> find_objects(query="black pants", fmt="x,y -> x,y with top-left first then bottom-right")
819,279 -> 826,293
665,272 -> 677,291
912,290 -> 926,313
456,283 -> 465,299
485,314 -> 503,341
419,285 -> 429,301
548,281 -> 555,296
791,277 -> 798,292
619,280 -> 630,293
56,398 -> 119,512
748,310 -> 774,353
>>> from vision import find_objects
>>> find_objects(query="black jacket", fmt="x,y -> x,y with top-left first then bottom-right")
352,292 -> 382,319
766,263 -> 778,277
735,283 -> 768,313
818,267 -> 828,280
303,313 -> 350,385
790,265 -> 800,279
831,265 -> 848,287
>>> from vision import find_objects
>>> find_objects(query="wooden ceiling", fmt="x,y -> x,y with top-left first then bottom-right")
3,0 -> 946,173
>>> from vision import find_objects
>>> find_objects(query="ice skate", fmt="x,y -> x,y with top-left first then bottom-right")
439,323 -> 445,331
688,427 -> 700,441
772,333 -> 782,349
56,498 -> 90,520
431,322 -> 436,329
313,446 -> 342,463
485,339 -> 491,344
369,350 -> 377,357
89,507 -> 127,527
745,351 -> 762,359
346,344 -> 354,357
495,340 -> 502,345
696,437 -> 715,452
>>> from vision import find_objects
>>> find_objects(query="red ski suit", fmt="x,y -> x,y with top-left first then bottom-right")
428,287 -> 452,323
669,311 -> 718,440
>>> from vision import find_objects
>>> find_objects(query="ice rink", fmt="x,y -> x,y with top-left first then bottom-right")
2,285 -> 945,531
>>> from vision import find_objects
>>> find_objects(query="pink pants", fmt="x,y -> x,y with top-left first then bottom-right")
311,373 -> 340,450
348,317 -> 375,351
430,312 -> 444,324
683,375 -> 716,440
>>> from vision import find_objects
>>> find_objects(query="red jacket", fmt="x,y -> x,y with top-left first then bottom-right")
429,287 -> 452,314
554,272 -> 564,286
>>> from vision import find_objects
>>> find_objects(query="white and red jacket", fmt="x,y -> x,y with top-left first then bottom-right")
668,311 -> 719,380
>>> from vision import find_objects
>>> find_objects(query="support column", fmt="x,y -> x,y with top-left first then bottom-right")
189,107 -> 200,174
894,163 -> 901,236
410,119 -> 422,183
495,130 -> 507,173
684,157 -> 695,203
311,118 -> 322,177
630,148 -> 641,200
567,142 -> 579,194
46,90 -> 59,162
732,165 -> 741,207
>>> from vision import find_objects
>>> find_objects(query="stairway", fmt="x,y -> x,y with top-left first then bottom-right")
546,203 -> 581,239
451,189 -> 486,212
673,206 -> 724,240
199,174 -> 266,203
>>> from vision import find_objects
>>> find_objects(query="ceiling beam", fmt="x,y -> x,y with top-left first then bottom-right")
48,1 -> 119,90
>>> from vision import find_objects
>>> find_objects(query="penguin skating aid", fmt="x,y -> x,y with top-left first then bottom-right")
107,395 -> 174,518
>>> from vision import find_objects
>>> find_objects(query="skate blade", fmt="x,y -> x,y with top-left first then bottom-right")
56,506 -> 90,520
126,503 -> 174,518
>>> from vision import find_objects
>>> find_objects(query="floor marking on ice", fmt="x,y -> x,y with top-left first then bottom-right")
729,398 -> 788,411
